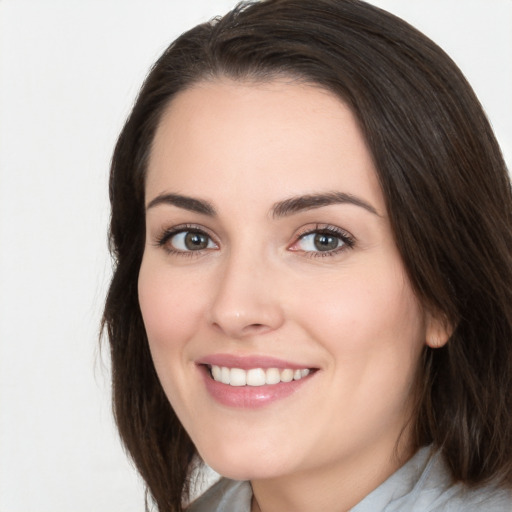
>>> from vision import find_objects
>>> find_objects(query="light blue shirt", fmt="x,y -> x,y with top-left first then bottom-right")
188,446 -> 512,511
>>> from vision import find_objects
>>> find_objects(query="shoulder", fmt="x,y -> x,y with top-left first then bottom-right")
397,449 -> 512,512
352,446 -> 512,512
186,478 -> 252,512
426,482 -> 512,512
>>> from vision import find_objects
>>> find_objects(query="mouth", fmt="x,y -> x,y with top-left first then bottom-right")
207,365 -> 312,387
197,354 -> 318,408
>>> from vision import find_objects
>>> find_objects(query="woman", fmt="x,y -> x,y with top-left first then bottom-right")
102,0 -> 512,510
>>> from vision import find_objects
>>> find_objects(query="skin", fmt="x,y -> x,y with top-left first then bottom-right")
138,79 -> 448,512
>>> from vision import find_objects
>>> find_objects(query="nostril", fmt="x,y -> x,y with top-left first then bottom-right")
241,323 -> 272,336
247,323 -> 265,329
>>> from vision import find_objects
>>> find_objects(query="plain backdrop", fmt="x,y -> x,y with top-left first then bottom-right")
0,1 -> 511,511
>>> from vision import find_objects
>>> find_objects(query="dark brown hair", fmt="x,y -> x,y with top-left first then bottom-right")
102,1 -> 512,510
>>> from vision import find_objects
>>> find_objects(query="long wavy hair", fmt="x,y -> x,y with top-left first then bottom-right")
102,1 -> 512,510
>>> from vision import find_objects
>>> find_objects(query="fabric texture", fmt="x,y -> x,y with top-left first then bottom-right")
187,446 -> 512,511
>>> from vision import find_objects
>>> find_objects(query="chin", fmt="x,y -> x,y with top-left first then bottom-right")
206,462 -> 284,482
198,443 -> 293,481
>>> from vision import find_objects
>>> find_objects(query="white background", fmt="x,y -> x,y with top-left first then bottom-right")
0,1 -> 511,511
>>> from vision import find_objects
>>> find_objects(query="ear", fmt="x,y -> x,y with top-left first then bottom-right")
425,311 -> 452,349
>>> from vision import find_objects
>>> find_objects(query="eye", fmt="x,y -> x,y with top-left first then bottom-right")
156,227 -> 218,254
171,231 -> 216,251
299,232 -> 343,251
289,225 -> 355,256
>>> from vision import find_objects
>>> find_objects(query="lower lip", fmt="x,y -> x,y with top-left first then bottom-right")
199,366 -> 313,408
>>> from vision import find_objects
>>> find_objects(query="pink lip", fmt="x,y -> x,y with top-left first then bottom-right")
196,354 -> 317,409
198,353 -> 311,370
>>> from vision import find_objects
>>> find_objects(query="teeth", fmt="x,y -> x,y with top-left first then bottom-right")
211,365 -> 222,381
209,365 -> 311,386
265,368 -> 281,385
221,366 -> 230,384
280,369 -> 294,382
230,368 -> 246,386
247,368 -> 266,386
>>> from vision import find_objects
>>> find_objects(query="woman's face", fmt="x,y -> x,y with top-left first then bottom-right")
138,79 -> 440,481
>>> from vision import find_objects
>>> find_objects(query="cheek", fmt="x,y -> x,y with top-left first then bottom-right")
137,257 -> 206,355
292,260 -> 425,367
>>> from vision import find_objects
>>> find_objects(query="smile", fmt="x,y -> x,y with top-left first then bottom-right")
209,365 -> 311,387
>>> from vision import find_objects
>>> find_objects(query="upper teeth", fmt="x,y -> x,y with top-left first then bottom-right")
210,365 -> 310,387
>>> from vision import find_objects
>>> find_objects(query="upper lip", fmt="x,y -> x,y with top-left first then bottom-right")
197,353 -> 315,370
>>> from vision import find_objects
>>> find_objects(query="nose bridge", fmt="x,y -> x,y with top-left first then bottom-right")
208,241 -> 284,338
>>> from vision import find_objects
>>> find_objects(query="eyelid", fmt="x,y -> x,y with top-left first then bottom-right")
154,223 -> 219,254
152,222 -> 354,258
288,223 -> 356,256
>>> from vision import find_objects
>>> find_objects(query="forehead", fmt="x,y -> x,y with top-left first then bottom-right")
146,79 -> 384,213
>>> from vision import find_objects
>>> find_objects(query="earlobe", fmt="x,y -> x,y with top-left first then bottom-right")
425,312 -> 452,349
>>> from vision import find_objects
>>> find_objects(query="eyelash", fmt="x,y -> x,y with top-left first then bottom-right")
154,224 -> 218,257
292,224 -> 355,258
154,223 -> 355,258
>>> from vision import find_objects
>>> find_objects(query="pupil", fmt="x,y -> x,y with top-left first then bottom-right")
314,233 -> 338,251
185,232 -> 208,250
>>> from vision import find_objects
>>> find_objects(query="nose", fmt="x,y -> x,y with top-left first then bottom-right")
207,250 -> 285,339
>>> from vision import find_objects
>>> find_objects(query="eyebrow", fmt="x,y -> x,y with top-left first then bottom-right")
146,193 -> 216,216
271,191 -> 379,218
146,190 -> 379,218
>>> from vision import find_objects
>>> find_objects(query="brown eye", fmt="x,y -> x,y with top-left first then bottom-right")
313,233 -> 340,252
183,232 -> 209,250
297,231 -> 344,253
288,225 -> 356,258
168,230 -> 216,252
